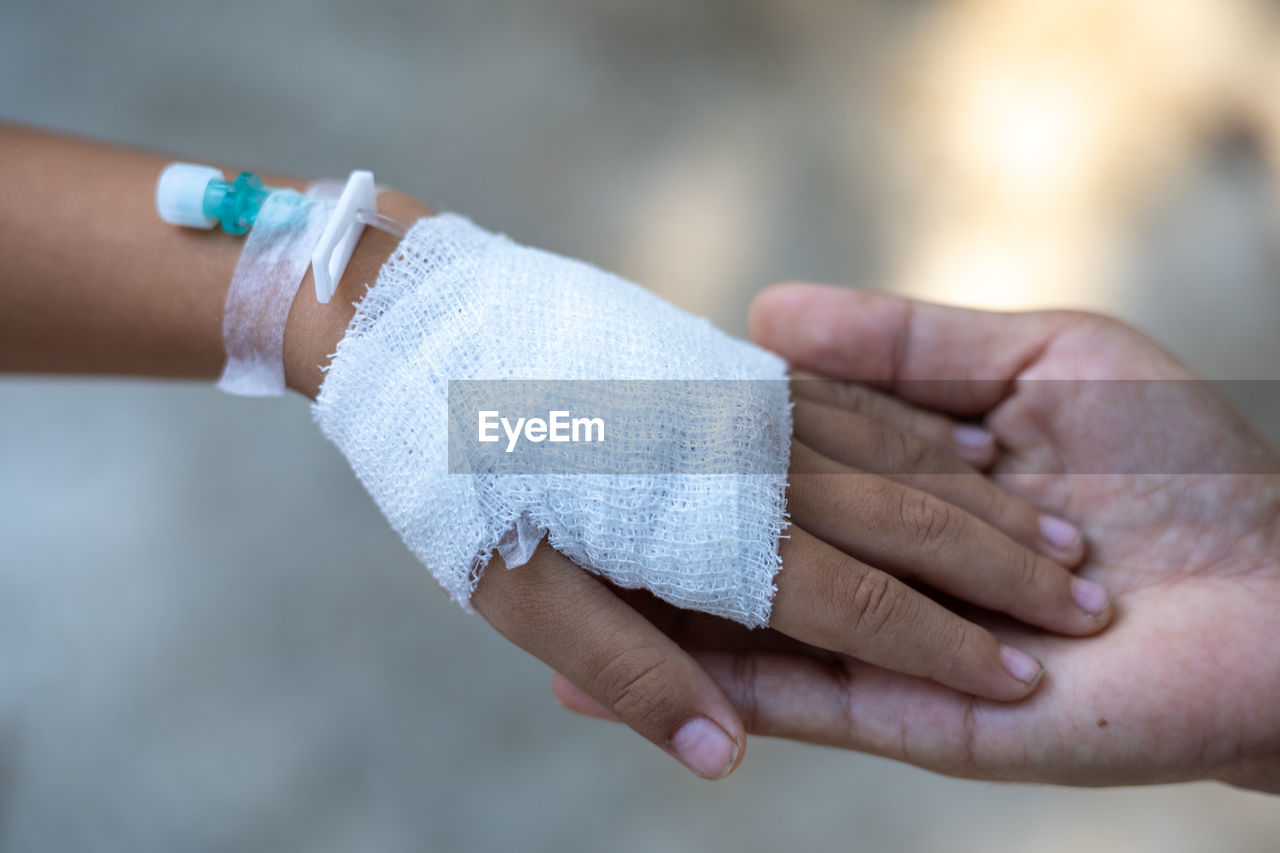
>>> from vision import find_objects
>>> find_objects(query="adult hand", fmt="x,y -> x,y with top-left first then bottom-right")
478,375 -> 1110,781
554,283 -> 1280,792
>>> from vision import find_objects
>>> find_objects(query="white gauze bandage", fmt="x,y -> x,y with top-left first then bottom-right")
313,214 -> 792,627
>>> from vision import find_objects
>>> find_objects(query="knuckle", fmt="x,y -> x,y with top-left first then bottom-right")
842,570 -> 905,643
1013,547 -> 1046,592
898,490 -> 958,553
999,547 -> 1049,609
893,430 -> 933,473
593,647 -> 682,728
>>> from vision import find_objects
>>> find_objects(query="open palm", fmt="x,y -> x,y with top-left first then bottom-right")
554,285 -> 1280,791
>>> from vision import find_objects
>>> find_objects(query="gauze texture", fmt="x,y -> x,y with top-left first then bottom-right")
313,214 -> 792,627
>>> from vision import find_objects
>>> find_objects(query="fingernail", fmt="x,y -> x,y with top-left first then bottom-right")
1039,514 -> 1081,550
1071,577 -> 1110,616
671,717 -> 738,780
1001,645 -> 1044,685
952,425 -> 994,449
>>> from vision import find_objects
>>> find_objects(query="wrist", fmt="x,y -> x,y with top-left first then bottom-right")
283,190 -> 433,400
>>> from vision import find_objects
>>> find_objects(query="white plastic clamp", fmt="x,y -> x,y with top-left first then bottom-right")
312,170 -> 377,303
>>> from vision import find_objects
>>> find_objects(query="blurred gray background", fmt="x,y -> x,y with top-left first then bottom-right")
3,1 -> 1280,850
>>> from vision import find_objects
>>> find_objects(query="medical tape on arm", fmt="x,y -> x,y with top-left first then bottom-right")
216,189 -> 336,396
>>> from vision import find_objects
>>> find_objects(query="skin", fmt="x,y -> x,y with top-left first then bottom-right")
0,124 -> 1116,782
553,283 -> 1280,793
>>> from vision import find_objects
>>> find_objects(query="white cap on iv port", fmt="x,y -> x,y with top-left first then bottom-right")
155,162 -> 223,229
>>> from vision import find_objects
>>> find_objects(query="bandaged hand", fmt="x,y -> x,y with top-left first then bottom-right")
0,128 -> 1119,785
304,213 -> 1113,780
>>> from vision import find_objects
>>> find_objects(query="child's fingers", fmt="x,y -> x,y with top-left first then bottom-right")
769,527 -> 1046,701
788,442 -> 1112,637
552,671 -> 621,721
792,399 -> 1085,566
790,371 -> 996,468
471,543 -> 745,780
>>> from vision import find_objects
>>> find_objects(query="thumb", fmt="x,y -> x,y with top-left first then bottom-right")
749,282 -> 1068,416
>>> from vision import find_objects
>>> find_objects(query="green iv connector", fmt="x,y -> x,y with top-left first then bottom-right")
202,172 -> 277,235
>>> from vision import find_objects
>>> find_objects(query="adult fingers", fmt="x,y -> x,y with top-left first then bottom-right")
472,543 -> 744,780
788,443 -> 1110,635
767,526 -> 1047,701
551,653 -> 948,758
690,651 -> 1027,780
792,398 -> 1085,565
751,283 -> 1070,415
556,648 -> 1121,785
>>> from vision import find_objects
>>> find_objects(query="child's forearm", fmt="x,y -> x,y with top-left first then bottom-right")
0,122 -> 431,398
